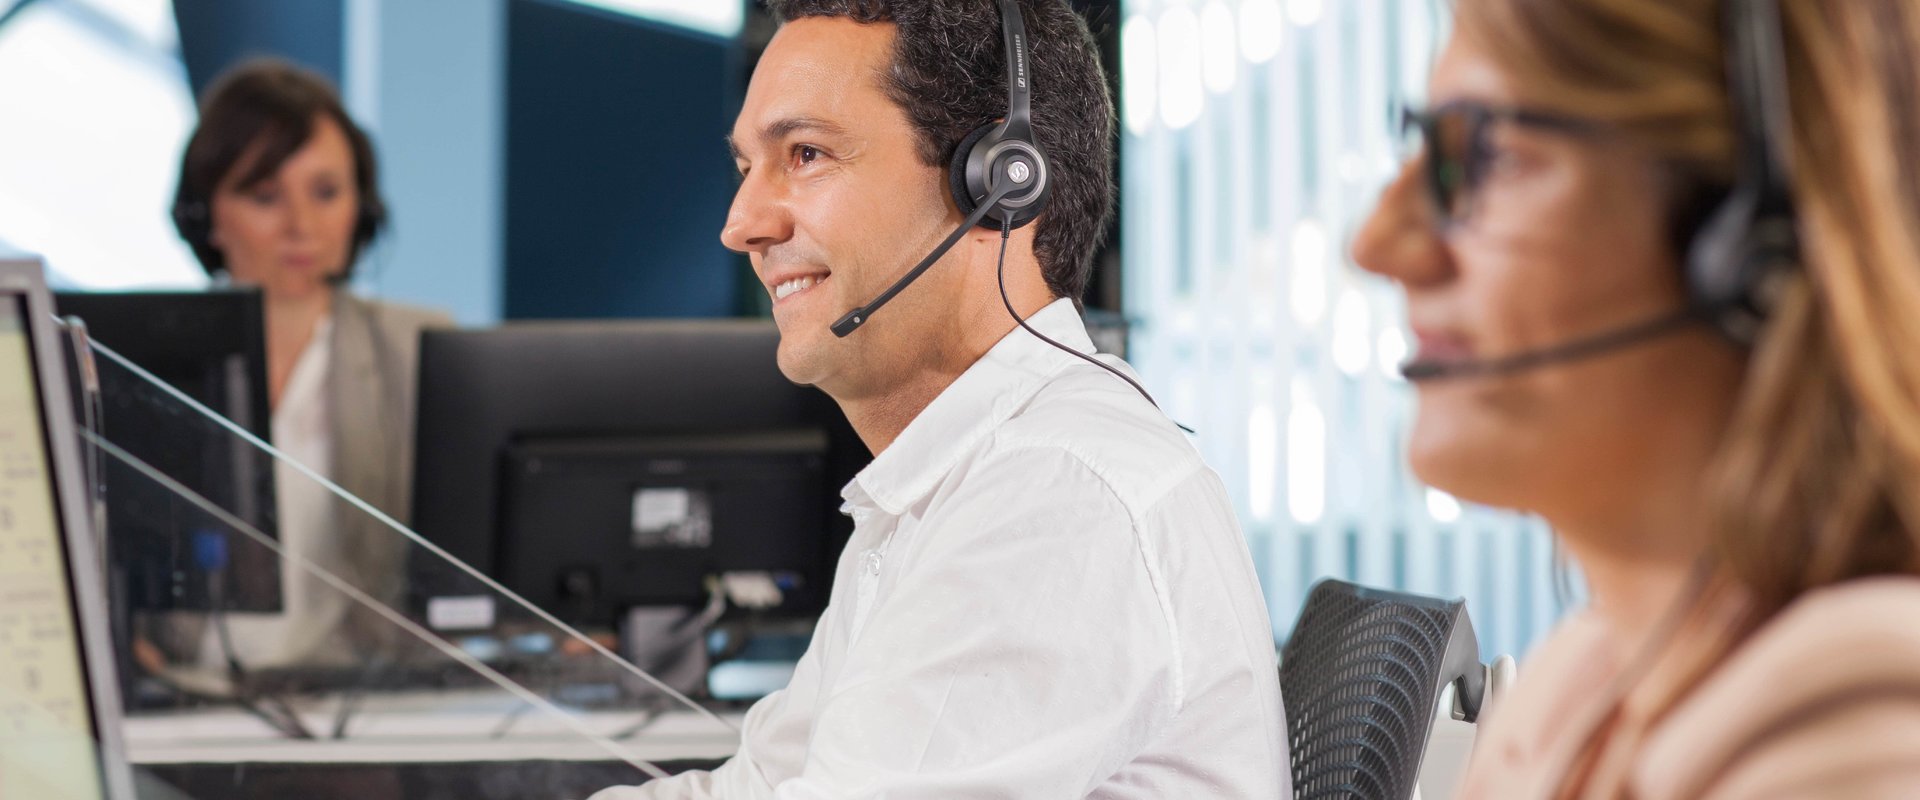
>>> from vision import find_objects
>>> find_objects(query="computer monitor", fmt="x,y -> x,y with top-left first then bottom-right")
0,259 -> 138,799
52,289 -> 281,613
411,321 -> 868,627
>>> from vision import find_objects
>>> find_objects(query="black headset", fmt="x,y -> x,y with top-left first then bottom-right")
950,0 -> 1054,232
1399,0 -> 1801,383
1683,0 -> 1801,346
830,0 -> 1052,337
828,0 -> 1186,430
171,138 -> 388,284
1534,4 -> 1805,785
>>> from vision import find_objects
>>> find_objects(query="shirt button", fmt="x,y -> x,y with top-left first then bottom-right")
861,549 -> 883,576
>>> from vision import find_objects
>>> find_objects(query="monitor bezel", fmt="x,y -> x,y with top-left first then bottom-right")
1,258 -> 139,800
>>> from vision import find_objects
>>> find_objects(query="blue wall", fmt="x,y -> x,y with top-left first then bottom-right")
174,0 -> 344,95
347,0 -> 507,326
170,0 -> 746,322
503,0 -> 741,319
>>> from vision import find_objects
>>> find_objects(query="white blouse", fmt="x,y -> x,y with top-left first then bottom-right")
197,317 -> 353,669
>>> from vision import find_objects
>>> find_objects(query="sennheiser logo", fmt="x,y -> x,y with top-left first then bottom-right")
1014,33 -> 1028,90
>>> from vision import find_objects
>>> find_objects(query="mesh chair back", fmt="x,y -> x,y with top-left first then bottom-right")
1280,579 -> 1484,800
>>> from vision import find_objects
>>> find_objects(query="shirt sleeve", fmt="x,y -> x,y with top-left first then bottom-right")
588,608 -> 836,799
584,702 -> 780,799
771,444 -> 1178,799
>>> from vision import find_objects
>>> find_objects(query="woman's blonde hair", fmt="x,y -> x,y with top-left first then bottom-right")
1453,0 -> 1920,619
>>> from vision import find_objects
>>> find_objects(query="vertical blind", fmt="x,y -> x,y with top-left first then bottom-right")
1119,0 -> 1566,661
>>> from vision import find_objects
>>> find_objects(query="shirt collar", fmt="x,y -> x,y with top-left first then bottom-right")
841,298 -> 1095,516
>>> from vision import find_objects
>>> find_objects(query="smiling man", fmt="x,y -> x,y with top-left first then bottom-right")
590,1 -> 1285,797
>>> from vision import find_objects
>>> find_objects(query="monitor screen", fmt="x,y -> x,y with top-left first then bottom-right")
54,289 -> 281,614
0,298 -> 106,799
412,321 -> 869,625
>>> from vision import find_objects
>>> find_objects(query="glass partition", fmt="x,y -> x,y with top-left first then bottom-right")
74,333 -> 744,796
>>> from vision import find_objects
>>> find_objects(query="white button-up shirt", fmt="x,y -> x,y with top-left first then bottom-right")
594,300 -> 1287,799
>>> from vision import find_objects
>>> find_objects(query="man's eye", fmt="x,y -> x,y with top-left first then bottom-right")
793,145 -> 821,167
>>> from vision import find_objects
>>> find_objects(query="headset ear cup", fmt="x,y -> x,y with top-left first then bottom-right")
171,203 -> 199,247
1684,198 -> 1749,313
338,189 -> 387,284
948,122 -> 998,219
356,194 -> 385,253
172,200 -> 220,275
1684,184 -> 1799,345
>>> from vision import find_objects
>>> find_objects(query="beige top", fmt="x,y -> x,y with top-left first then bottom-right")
320,293 -> 452,648
1456,576 -> 1920,799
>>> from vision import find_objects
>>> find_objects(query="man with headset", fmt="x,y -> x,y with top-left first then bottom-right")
592,0 -> 1285,797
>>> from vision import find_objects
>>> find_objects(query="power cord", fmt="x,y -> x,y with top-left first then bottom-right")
208,562 -> 316,740
995,219 -> 1194,434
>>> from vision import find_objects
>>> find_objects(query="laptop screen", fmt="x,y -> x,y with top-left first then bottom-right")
0,295 -> 107,800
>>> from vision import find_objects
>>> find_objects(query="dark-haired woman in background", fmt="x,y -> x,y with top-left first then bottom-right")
1354,0 -> 1920,795
166,58 -> 451,668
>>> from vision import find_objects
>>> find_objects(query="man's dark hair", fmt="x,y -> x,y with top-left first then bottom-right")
767,0 -> 1116,301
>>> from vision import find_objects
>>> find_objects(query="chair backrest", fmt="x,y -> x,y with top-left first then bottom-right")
1280,579 -> 1485,800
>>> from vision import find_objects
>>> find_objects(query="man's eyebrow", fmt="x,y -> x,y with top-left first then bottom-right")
763,116 -> 850,142
727,116 -> 852,160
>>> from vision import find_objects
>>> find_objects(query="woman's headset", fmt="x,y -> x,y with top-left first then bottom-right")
1683,0 -> 1801,346
171,118 -> 389,285
1537,0 -> 1808,790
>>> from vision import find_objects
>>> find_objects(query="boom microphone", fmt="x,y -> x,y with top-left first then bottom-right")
830,181 -> 1017,338
1399,308 -> 1703,382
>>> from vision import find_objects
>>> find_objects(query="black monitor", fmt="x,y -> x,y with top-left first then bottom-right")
411,321 -> 867,628
53,289 -> 281,613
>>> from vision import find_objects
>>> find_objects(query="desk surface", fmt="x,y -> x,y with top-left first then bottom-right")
125,690 -> 743,767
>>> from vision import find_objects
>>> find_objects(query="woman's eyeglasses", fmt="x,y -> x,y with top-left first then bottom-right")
1399,102 -> 1608,230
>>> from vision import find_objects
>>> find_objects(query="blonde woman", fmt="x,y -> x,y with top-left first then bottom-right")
1354,0 -> 1920,795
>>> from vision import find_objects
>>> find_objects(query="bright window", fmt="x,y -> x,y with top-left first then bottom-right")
0,0 -> 203,289
562,0 -> 743,38
1121,0 -> 1563,661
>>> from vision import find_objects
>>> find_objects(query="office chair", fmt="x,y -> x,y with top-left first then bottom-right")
1280,579 -> 1487,800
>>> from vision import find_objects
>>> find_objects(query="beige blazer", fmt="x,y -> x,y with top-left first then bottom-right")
1455,576 -> 1920,799
325,292 -> 453,637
